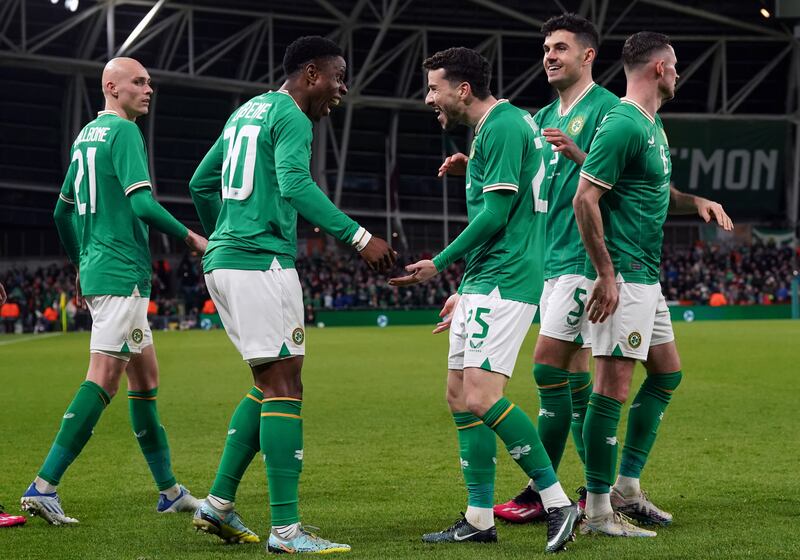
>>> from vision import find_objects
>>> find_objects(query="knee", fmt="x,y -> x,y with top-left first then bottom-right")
445,386 -> 462,411
533,363 -> 569,389
594,379 -> 631,403
464,391 -> 493,418
645,370 -> 683,395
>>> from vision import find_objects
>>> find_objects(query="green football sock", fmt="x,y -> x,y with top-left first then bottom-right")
620,371 -> 682,479
129,387 -> 176,491
481,397 -> 558,492
453,412 -> 496,508
533,364 -> 571,472
261,398 -> 303,526
569,371 -> 593,464
39,381 -> 111,485
209,386 -> 263,501
583,393 -> 623,494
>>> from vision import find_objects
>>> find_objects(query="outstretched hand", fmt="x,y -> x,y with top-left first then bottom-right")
388,259 -> 438,287
359,236 -> 397,273
432,293 -> 459,334
438,153 -> 469,177
697,198 -> 734,231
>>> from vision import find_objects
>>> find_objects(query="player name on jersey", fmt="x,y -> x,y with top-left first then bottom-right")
74,126 -> 111,145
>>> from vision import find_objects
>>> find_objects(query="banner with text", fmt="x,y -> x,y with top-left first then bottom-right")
663,118 -> 790,219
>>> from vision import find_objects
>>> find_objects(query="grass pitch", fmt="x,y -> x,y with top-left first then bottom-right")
1,321 -> 798,559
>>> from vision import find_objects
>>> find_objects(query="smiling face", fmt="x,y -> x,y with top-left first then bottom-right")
306,55 -> 348,121
542,29 -> 593,90
656,45 -> 679,102
424,68 -> 466,131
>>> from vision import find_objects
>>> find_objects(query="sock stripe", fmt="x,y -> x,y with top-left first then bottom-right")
489,403 -> 515,428
128,395 -> 157,401
456,420 -> 484,430
260,412 -> 302,420
572,381 -> 592,393
538,381 -> 569,389
245,393 -> 261,403
261,397 -> 302,403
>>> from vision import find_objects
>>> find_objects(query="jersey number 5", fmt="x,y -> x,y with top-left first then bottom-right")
73,147 -> 97,215
221,124 -> 261,200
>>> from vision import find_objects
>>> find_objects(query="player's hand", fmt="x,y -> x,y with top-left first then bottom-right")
586,274 -> 618,323
0,281 -> 6,305
185,230 -> 208,254
432,293 -> 459,334
542,128 -> 585,164
389,259 -> 438,287
696,198 -> 734,231
358,236 -> 396,273
437,153 -> 469,177
75,272 -> 85,310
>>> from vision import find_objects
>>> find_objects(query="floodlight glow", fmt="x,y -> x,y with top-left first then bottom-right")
64,0 -> 79,12
116,0 -> 167,56
760,7 -> 771,17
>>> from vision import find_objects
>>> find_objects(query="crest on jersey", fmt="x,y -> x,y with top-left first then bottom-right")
567,115 -> 585,135
131,328 -> 143,344
628,331 -> 642,349
292,327 -> 305,345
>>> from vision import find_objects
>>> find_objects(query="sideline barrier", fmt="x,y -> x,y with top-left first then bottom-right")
199,304 -> 794,329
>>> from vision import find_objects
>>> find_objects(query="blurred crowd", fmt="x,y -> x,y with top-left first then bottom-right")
1,241 -> 796,333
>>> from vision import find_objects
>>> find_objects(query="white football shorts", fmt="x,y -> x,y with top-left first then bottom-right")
589,282 -> 675,361
539,274 -> 592,347
448,290 -> 537,377
85,294 -> 152,361
205,266 -> 305,367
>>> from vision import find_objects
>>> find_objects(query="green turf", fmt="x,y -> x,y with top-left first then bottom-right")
1,321 -> 798,559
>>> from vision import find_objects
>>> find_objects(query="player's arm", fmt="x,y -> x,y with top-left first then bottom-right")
668,184 -> 733,231
112,122 -> 207,253
542,128 -> 586,164
189,136 -> 224,236
53,163 -> 80,266
391,124 -> 520,286
574,112 -> 639,323
274,112 -> 395,271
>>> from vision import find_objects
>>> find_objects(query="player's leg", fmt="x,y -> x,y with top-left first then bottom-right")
422,296 -> 498,544
192,270 -> 261,543
581,282 -> 658,538
568,347 -> 592,466
21,295 -> 129,525
126,342 -> 200,513
612,301 -> 680,526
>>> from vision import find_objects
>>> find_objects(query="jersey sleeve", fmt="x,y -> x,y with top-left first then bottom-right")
580,112 -> 641,190
189,135 -> 224,236
480,122 -> 525,193
59,154 -> 77,204
273,109 -> 360,245
111,121 -> 152,195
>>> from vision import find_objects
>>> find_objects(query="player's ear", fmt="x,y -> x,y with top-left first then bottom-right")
654,59 -> 665,78
304,62 -> 318,86
584,47 -> 596,66
458,81 -> 470,101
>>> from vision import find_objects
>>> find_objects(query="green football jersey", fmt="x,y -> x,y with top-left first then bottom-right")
459,100 -> 547,305
533,83 -> 619,279
193,91 -> 360,273
58,111 -> 153,297
579,99 -> 672,284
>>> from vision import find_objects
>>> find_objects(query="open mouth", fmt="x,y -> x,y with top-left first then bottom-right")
328,97 -> 341,109
547,64 -> 562,73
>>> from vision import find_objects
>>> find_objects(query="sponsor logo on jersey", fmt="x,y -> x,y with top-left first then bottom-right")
567,115 -> 585,135
131,328 -> 143,344
628,331 -> 642,348
291,327 -> 304,345
509,445 -> 531,460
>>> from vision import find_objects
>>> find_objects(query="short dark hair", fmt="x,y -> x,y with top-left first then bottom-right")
622,31 -> 672,69
422,47 -> 492,100
541,13 -> 599,52
283,36 -> 343,76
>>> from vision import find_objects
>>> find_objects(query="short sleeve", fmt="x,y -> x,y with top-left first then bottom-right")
480,122 -> 524,193
580,112 -> 642,190
112,121 -> 152,196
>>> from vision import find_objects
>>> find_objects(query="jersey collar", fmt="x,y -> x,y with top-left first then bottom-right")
558,81 -> 596,117
97,110 -> 122,118
620,97 -> 655,124
474,98 -> 508,134
275,89 -> 304,112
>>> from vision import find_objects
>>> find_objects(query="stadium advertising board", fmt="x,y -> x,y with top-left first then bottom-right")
663,118 -> 790,218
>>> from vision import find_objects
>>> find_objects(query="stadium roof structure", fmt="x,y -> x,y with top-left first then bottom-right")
1,0 -> 799,252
